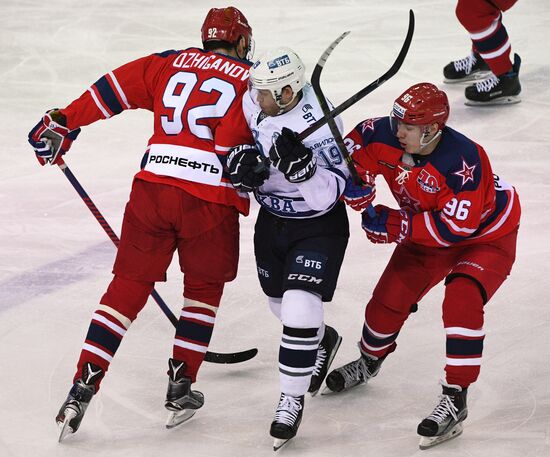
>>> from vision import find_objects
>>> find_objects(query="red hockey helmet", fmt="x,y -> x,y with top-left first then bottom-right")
391,82 -> 450,130
201,7 -> 253,56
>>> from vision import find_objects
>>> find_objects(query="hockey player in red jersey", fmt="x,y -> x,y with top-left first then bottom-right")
28,6 -> 254,440
443,0 -> 521,105
326,83 -> 521,449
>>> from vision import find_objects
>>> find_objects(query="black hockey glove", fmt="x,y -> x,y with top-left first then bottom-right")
269,127 -> 317,183
226,145 -> 270,192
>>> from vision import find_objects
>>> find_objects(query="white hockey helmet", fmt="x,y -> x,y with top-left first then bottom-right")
250,47 -> 306,109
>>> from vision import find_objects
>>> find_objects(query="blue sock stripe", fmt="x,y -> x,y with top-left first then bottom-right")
362,325 -> 398,348
279,346 -> 317,369
86,322 -> 122,355
176,319 -> 213,344
446,337 -> 484,356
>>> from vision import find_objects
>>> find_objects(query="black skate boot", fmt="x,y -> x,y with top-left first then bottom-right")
270,393 -> 304,451
465,53 -> 521,105
56,362 -> 104,442
417,382 -> 468,450
324,351 -> 384,394
165,358 -> 204,429
308,325 -> 342,396
443,51 -> 491,83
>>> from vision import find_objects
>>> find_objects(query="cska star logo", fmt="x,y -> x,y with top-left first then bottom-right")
394,185 -> 421,212
361,118 -> 380,133
453,158 -> 477,187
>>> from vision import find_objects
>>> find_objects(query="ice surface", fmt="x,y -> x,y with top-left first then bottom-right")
1,1 -> 549,456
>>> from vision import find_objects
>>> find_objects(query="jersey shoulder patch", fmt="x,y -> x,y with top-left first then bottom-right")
430,127 -> 483,193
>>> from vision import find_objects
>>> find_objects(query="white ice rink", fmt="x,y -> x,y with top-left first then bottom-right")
1,1 -> 549,456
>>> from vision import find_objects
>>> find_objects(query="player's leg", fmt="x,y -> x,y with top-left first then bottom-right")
454,0 -> 521,104
269,203 -> 349,447
417,229 -> 518,449
326,243 -> 452,393
416,276 -> 479,449
165,192 -> 240,427
271,289 -> 322,443
57,179 -> 177,439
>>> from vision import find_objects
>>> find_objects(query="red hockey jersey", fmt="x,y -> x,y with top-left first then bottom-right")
61,48 -> 253,215
346,117 -> 520,247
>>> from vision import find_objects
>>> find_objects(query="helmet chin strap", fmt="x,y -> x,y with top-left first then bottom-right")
416,126 -> 442,153
274,89 -> 299,114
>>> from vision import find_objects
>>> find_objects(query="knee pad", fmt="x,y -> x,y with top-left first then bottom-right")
443,276 -> 485,329
456,0 -> 499,32
100,276 -> 153,321
446,273 -> 487,303
281,289 -> 323,329
183,276 -> 225,307
365,296 -> 410,336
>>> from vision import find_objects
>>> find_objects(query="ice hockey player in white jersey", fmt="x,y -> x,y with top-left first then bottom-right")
226,47 -> 349,450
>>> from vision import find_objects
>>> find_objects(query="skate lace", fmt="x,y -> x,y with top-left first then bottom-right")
312,344 -> 327,377
474,74 -> 500,93
453,53 -> 476,74
427,394 -> 458,424
339,357 -> 372,386
274,394 -> 302,426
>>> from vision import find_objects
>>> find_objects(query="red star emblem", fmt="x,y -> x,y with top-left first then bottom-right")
361,118 -> 380,133
453,158 -> 477,186
394,185 -> 421,212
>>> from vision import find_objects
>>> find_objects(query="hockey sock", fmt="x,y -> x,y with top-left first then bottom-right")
279,325 -> 319,396
74,304 -> 133,391
360,297 -> 401,358
443,277 -> 485,386
172,297 -> 218,382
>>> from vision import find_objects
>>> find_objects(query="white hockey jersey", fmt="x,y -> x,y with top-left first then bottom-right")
242,83 -> 349,219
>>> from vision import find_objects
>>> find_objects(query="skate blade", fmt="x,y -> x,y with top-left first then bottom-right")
444,71 -> 492,84
419,422 -> 463,450
57,408 -> 78,443
465,95 -> 521,106
310,336 -> 343,397
165,409 -> 197,429
320,379 -> 365,396
273,437 -> 293,452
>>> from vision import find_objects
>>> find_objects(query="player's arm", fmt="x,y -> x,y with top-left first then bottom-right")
297,115 -> 350,211
341,122 -> 381,211
269,127 -> 347,211
362,183 -> 486,246
61,54 -> 159,129
28,54 -> 159,165
217,89 -> 266,192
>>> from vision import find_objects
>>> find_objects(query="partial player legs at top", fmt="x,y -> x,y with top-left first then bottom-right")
444,0 -> 521,105
456,0 -> 516,76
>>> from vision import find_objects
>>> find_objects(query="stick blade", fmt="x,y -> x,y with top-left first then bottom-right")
204,347 -> 258,364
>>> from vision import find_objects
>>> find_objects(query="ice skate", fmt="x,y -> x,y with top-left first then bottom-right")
465,53 -> 521,106
443,51 -> 491,83
270,393 -> 304,451
323,351 -> 384,394
165,358 -> 204,429
56,362 -> 103,442
308,325 -> 342,396
417,382 -> 468,450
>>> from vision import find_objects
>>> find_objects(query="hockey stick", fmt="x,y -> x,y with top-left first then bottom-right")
298,9 -> 415,143
57,159 -> 258,364
310,30 -> 362,183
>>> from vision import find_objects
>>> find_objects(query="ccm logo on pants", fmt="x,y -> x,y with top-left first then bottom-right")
287,274 -> 323,284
